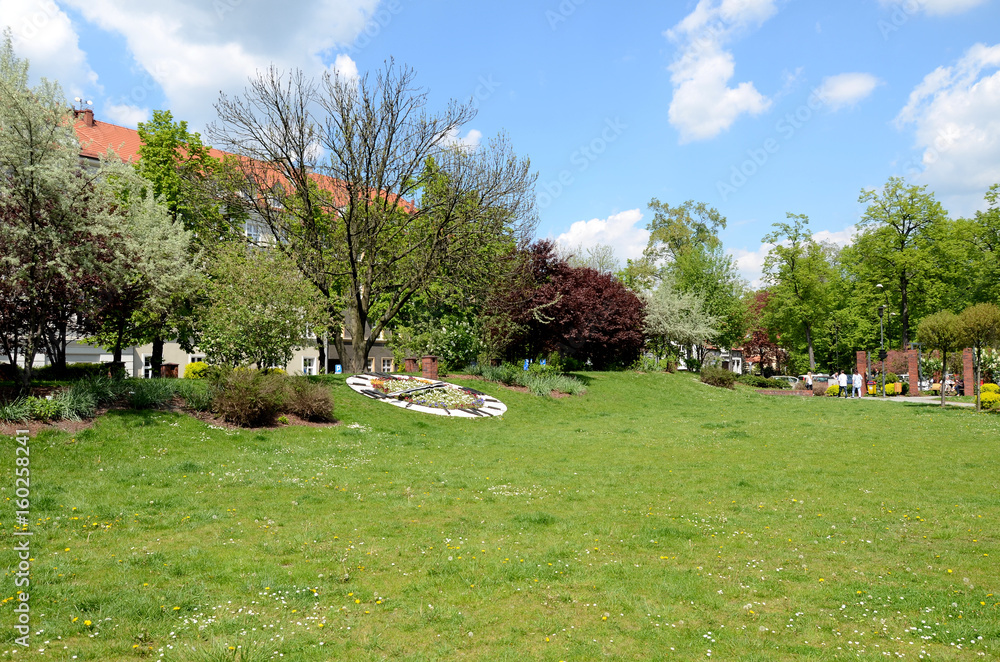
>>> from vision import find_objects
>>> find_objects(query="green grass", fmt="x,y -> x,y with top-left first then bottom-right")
2,372 -> 998,661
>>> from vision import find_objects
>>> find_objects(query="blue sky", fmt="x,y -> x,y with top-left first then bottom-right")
5,0 -> 1000,284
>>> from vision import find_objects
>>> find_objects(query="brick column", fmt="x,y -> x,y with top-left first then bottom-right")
421,355 -> 439,380
963,348 -> 975,396
404,357 -> 418,373
856,351 -> 868,397
907,350 -> 920,395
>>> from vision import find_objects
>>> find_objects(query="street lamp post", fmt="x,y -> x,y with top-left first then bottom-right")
878,304 -> 886,398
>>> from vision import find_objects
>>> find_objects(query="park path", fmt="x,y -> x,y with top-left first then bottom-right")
870,395 -> 975,408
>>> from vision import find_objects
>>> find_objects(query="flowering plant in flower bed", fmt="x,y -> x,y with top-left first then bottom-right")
370,376 -> 485,410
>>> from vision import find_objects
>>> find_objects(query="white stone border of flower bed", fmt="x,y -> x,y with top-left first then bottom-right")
346,373 -> 507,418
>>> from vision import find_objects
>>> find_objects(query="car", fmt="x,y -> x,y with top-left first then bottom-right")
773,375 -> 800,386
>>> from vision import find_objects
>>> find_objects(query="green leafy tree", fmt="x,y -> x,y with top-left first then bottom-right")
643,278 -> 719,362
196,244 -> 326,369
761,214 -> 835,371
917,311 -> 964,407
671,245 -> 748,357
211,62 -> 536,372
135,110 -> 242,376
643,198 -> 726,264
958,303 -> 1000,411
853,177 -> 949,349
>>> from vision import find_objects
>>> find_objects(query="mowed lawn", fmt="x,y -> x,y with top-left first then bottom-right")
2,373 -> 998,661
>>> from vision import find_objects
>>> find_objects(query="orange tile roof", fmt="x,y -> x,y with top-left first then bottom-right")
73,113 -> 412,212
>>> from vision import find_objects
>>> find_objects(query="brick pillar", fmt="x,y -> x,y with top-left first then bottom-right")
856,351 -> 867,397
421,355 -> 438,380
963,348 -> 975,396
907,350 -> 920,395
404,357 -> 418,373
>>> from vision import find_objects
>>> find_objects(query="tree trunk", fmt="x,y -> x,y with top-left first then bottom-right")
975,346 -> 981,412
899,275 -> 909,350
316,334 -> 326,374
804,323 -> 815,371
940,350 -> 947,408
151,336 -> 164,379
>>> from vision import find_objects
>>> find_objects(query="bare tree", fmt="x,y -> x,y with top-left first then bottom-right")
211,61 -> 536,372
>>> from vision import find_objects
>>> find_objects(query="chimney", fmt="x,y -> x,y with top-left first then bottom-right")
73,108 -> 94,127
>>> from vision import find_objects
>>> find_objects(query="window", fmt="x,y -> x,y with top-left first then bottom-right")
366,357 -> 375,372
245,220 -> 268,243
142,355 -> 152,379
381,357 -> 393,373
303,357 -> 315,376
188,355 -> 205,364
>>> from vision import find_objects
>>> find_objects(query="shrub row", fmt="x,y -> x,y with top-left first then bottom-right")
466,362 -> 587,397
700,366 -> 736,389
0,371 -> 335,427
738,374 -> 790,389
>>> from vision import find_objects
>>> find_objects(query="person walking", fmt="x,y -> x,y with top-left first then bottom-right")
852,369 -> 862,398
838,370 -> 848,398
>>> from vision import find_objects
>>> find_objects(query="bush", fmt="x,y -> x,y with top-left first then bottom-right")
981,391 -> 1000,410
27,396 -> 61,421
885,372 -> 899,384
982,383 -> 999,395
826,384 -> 840,397
32,362 -> 108,381
633,356 -> 675,373
738,374 -> 790,389
286,380 -> 335,422
469,361 -> 587,397
211,370 -> 288,427
700,366 -> 736,389
184,361 -> 211,379
72,376 -> 123,407
900,382 -> 909,396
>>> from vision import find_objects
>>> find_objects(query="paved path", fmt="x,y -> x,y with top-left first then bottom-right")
868,395 -> 975,408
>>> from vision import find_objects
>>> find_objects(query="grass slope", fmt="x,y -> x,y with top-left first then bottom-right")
1,372 -> 998,661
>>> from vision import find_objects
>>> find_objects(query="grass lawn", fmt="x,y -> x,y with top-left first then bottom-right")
2,372 -> 998,661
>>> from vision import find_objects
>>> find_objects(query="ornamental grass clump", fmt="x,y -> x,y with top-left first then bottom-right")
125,378 -> 176,410
173,379 -> 213,412
210,369 -> 288,427
700,366 -> 736,389
286,380 -> 335,422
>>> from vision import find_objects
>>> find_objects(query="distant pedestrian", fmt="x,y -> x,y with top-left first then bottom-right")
806,371 -> 813,390
839,370 -> 848,398
852,370 -> 862,398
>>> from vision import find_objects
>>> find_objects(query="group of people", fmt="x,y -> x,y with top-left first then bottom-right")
811,370 -> 864,398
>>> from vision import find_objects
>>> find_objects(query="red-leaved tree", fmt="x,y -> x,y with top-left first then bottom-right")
484,241 -> 645,369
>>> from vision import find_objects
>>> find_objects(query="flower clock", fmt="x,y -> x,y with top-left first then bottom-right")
347,373 -> 507,418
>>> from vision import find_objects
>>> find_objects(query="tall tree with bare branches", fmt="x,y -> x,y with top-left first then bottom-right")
210,61 -> 537,372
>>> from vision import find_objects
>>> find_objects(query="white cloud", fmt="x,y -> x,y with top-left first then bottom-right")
895,43 -> 1000,215
555,209 -> 649,263
665,0 -> 776,143
331,53 -> 358,80
816,73 -> 881,110
59,0 -> 381,128
103,102 -> 149,127
0,0 -> 98,98
878,0 -> 989,15
440,127 -> 483,149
